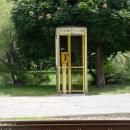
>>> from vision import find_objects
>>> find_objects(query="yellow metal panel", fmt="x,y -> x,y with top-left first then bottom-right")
60,90 -> 83,93
84,34 -> 88,94
56,34 -> 60,94
82,34 -> 85,92
68,34 -> 71,94
59,66 -> 83,69
62,63 -> 67,94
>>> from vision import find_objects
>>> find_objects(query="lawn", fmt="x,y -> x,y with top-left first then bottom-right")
0,84 -> 56,96
0,84 -> 130,96
89,84 -> 130,95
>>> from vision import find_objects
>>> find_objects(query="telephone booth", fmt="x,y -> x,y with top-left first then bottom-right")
55,27 -> 88,94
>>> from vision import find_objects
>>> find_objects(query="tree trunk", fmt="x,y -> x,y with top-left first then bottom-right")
96,43 -> 105,87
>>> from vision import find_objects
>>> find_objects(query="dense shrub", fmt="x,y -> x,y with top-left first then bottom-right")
30,57 -> 55,70
104,52 -> 130,84
18,71 -> 50,85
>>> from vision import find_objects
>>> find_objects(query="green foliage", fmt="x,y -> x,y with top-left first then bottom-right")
11,0 -> 130,69
104,59 -> 116,74
18,71 -> 50,85
104,52 -> 130,84
88,72 -> 94,85
39,57 -> 55,70
11,0 -> 55,67
0,0 -> 15,84
0,0 -> 13,51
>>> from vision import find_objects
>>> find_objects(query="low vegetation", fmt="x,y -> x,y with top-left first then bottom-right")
0,83 -> 130,96
0,84 -> 56,96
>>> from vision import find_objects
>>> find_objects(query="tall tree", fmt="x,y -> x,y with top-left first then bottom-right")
12,0 -> 130,86
76,0 -> 130,87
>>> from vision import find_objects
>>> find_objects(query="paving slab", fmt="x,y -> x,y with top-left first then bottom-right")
0,94 -> 130,118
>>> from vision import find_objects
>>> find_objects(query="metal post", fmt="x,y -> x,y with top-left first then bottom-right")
56,34 -> 60,94
62,63 -> 67,94
82,34 -> 85,93
84,33 -> 88,94
68,34 -> 71,94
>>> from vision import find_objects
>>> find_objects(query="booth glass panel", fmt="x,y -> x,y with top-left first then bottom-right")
71,68 -> 83,91
60,36 -> 68,52
71,36 -> 82,66
58,35 -> 85,93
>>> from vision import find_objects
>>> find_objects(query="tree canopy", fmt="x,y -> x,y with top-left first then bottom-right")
12,0 -> 130,68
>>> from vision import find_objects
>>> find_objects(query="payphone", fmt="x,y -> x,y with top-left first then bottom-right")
55,27 -> 87,94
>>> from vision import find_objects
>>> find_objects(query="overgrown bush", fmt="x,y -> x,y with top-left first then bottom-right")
104,52 -> 130,84
20,71 -> 50,85
30,57 -> 55,70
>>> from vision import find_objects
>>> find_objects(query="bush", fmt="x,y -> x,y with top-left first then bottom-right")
18,71 -> 50,85
104,52 -> 130,85
88,72 -> 94,85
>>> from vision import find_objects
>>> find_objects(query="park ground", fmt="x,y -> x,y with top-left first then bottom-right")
0,94 -> 130,120
1,72 -> 130,120
1,76 -> 130,120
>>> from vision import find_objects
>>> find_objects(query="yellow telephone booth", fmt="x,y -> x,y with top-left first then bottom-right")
55,27 -> 87,94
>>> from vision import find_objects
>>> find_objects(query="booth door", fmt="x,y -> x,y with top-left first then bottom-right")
60,35 -> 85,93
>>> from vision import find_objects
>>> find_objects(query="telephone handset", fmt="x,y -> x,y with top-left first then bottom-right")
61,52 -> 70,65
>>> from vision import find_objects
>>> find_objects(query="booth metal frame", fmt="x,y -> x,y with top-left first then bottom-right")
55,27 -> 88,94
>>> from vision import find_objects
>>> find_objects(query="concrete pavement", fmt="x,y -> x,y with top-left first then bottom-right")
0,94 -> 130,118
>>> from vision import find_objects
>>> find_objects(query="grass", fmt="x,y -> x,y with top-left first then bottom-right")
89,84 -> 130,95
0,83 -> 130,96
0,84 -> 56,96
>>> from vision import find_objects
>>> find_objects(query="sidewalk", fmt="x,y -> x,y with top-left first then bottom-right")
0,94 -> 130,118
